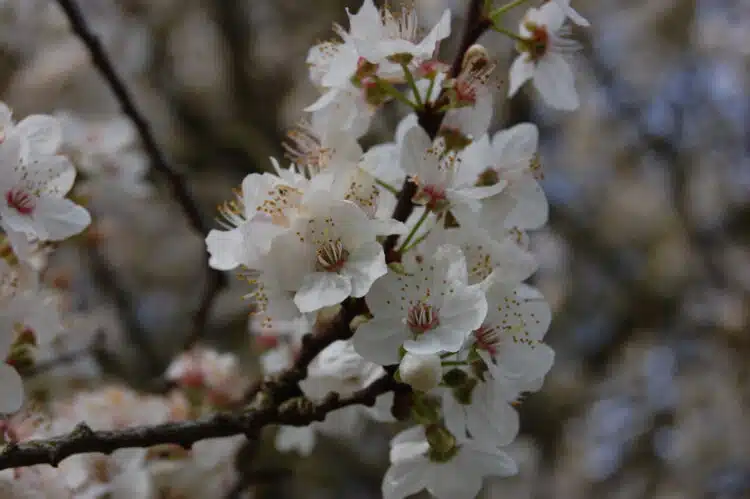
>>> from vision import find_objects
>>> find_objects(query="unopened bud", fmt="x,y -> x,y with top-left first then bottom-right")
398,352 -> 442,393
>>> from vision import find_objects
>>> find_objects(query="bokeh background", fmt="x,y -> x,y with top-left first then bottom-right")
2,0 -> 749,497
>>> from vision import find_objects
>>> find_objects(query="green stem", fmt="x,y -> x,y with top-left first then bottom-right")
401,62 -> 424,109
489,0 -> 530,19
376,179 -> 400,196
441,361 -> 468,367
377,77 -> 419,109
402,232 -> 429,253
397,209 -> 430,254
424,75 -> 437,103
492,24 -> 526,43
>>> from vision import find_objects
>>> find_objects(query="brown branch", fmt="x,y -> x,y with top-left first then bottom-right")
55,0 -> 227,351
0,372 -> 397,470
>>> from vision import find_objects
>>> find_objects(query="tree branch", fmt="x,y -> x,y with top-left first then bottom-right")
0,372 -> 397,470
55,0 -> 227,351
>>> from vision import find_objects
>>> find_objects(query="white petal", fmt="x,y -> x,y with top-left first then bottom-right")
439,284 -> 487,331
294,272 -> 352,313
508,55 -> 534,97
33,197 -> 91,240
16,115 -> 62,155
492,123 -> 539,170
555,0 -> 590,26
352,318 -> 407,365
464,445 -> 518,478
467,389 -> 519,446
28,155 -> 76,196
383,459 -> 428,499
205,228 -> 243,271
0,363 -> 24,414
414,9 -> 452,58
343,241 -> 387,298
427,461 -> 481,499
505,176 -> 548,229
347,0 -> 381,40
536,1 -> 566,32
320,45 -> 359,88
533,54 -> 579,110
400,125 -> 434,178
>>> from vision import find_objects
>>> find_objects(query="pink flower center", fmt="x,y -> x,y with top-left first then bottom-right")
413,183 -> 449,212
525,24 -> 549,61
407,302 -> 440,335
316,240 -> 348,272
5,189 -> 35,215
473,324 -> 500,356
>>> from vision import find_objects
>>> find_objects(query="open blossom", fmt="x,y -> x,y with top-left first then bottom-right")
461,123 -> 548,231
475,280 -> 555,395
383,426 -> 517,499
308,0 -> 451,89
306,0 -> 450,136
205,171 -> 301,271
265,191 -> 396,313
508,2 -> 581,110
353,245 -> 487,365
399,124 -> 507,218
0,105 -> 90,247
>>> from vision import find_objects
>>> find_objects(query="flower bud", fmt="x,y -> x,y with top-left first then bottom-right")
398,352 -> 442,393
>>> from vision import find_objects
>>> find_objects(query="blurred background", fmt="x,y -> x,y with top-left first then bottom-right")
2,0 -> 748,497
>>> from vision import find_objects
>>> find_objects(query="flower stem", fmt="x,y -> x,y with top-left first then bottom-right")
377,77 -> 419,109
376,179 -> 400,196
492,24 -> 526,43
424,75 -> 437,103
401,62 -> 424,109
489,0 -> 530,20
402,232 -> 429,253
398,209 -> 431,254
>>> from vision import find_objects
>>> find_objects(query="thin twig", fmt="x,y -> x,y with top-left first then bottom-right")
55,0 -> 227,351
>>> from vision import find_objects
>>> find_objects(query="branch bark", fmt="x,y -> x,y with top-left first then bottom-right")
0,372 -> 397,470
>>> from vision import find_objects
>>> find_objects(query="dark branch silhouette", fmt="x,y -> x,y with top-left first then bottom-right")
0,372 -> 397,470
55,0 -> 227,352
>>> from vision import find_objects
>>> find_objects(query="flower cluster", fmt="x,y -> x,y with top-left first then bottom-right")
205,1 -> 589,497
0,0 -> 590,497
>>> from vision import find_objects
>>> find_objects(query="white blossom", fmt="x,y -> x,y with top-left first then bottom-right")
383,426 -> 517,499
353,245 -> 487,365
508,2 -> 581,110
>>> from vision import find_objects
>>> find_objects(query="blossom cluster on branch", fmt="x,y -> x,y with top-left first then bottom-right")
0,0 -> 590,497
